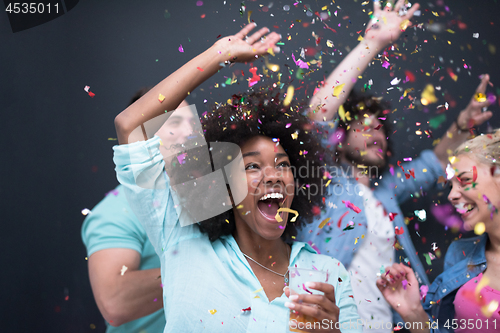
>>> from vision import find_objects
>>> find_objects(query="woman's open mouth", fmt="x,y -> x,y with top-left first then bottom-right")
455,202 -> 476,218
257,193 -> 286,222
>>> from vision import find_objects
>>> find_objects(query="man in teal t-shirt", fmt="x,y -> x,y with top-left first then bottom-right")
82,184 -> 165,333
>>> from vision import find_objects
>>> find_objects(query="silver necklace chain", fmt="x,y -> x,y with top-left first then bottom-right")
242,245 -> 290,283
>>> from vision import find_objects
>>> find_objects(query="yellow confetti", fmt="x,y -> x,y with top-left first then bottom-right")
325,179 -> 331,187
354,237 -> 359,245
318,218 -> 331,229
321,5 -> 327,10
209,309 -> 217,315
253,287 -> 263,293
275,208 -> 299,223
449,156 -> 457,164
247,10 -> 252,24
400,19 -> 410,31
291,132 -> 299,140
420,84 -> 438,105
283,85 -> 294,106
333,83 -> 345,98
446,29 -> 455,34
475,93 -> 487,102
225,219 -> 230,224
264,56 -> 279,72
326,40 -> 334,48
357,35 -> 364,41
481,300 -> 499,317
474,222 -> 486,235
237,204 -> 244,209
158,94 -> 165,103
267,47 -> 275,57
432,11 -> 439,17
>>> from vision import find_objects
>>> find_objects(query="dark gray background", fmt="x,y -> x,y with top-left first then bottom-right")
1,0 -> 499,332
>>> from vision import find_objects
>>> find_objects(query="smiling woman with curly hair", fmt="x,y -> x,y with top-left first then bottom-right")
113,23 -> 361,333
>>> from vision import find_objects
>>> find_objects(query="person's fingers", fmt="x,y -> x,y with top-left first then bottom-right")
373,0 -> 382,14
376,278 -> 388,292
304,282 -> 336,303
472,111 -> 493,125
286,301 -> 329,322
234,22 -> 257,40
394,0 -> 405,12
284,286 -> 290,298
404,2 -> 420,19
289,292 -> 336,313
475,74 -> 490,94
251,31 -> 281,54
246,27 -> 271,44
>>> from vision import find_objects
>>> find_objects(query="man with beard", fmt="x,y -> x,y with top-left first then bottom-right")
296,1 -> 494,332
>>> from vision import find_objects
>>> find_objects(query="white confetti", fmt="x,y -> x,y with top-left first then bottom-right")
81,208 -> 91,216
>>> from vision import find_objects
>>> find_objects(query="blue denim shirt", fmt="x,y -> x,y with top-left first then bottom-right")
297,121 -> 446,287
423,234 -> 488,332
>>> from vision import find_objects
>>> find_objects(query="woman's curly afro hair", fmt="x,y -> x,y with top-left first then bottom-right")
174,87 -> 329,242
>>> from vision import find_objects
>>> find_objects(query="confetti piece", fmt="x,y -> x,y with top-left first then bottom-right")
253,287 -> 263,293
197,67 -> 204,71
481,300 -> 499,318
474,93 -> 487,103
283,85 -> 294,106
158,94 -> 165,103
474,222 -> 486,235
318,218 -> 331,229
337,211 -> 349,228
120,265 -> 128,276
241,307 -> 251,312
394,226 -> 404,235
275,208 -> 299,222
81,208 -> 91,216
332,83 -> 345,98
421,84 -> 438,105
84,86 -> 90,92
402,279 -> 408,290
342,200 -> 361,213
291,53 -> 309,69
420,285 -> 429,300
209,309 -> 217,315
248,67 -> 260,87
178,44 -> 184,52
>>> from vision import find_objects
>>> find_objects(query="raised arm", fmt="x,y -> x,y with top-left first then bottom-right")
114,23 -> 281,144
309,0 -> 420,122
433,74 -> 494,170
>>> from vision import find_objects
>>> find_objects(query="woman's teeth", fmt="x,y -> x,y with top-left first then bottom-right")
455,203 -> 474,214
259,193 -> 284,201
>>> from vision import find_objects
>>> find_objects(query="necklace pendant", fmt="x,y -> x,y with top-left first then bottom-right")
284,277 -> 289,284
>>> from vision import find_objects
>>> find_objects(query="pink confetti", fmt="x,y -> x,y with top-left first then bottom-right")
382,61 -> 390,69
402,279 -> 408,290
420,285 -> 429,300
291,53 -> 309,69
179,44 -> 184,52
196,1 -> 203,6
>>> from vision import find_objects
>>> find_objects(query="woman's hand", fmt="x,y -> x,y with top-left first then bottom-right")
376,263 -> 427,321
213,23 -> 281,63
364,0 -> 420,49
284,283 -> 341,332
456,74 -> 495,130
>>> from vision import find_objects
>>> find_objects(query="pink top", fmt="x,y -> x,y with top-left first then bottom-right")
454,273 -> 500,332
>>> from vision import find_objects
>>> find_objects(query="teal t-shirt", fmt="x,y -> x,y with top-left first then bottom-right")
81,184 -> 165,333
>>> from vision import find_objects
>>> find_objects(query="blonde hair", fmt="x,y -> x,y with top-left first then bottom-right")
454,129 -> 500,167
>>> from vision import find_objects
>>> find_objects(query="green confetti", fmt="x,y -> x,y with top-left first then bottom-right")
423,253 -> 432,266
429,114 -> 447,129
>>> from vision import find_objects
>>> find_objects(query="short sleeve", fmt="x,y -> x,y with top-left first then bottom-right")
81,186 -> 147,257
